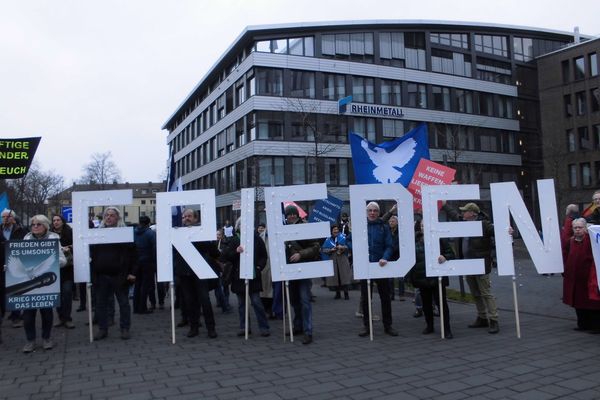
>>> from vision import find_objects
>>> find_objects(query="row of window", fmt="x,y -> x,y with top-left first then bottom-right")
562,52 -> 599,83
566,124 -> 600,152
171,67 -> 517,154
182,155 -> 520,195
173,112 -> 519,179
168,30 -> 568,131
564,88 -> 600,117
569,161 -> 598,188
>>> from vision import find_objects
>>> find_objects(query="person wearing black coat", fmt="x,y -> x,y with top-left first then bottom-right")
173,208 -> 220,339
408,219 -> 456,338
221,218 -> 270,337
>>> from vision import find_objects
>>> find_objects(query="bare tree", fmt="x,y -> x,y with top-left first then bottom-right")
283,98 -> 339,181
5,161 -> 65,220
80,151 -> 122,186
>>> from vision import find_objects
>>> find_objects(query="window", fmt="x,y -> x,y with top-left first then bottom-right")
582,163 -> 592,186
579,126 -> 592,150
321,115 -> 348,143
406,83 -> 427,108
574,56 -> 585,79
323,158 -> 349,186
595,125 -> 600,149
290,70 -> 315,98
292,158 -> 306,184
256,111 -> 283,140
235,78 -> 245,106
567,129 -> 576,152
290,112 -> 317,141
591,88 -> 600,112
564,94 -> 573,117
476,58 -> 512,84
323,73 -> 345,100
496,95 -> 514,119
478,93 -> 494,116
258,157 -> 284,186
513,37 -> 533,62
353,117 -> 376,142
381,79 -> 402,106
382,119 -> 405,138
430,32 -> 469,49
255,37 -> 314,56
479,133 -> 498,152
474,34 -> 508,57
404,32 -> 426,70
379,32 -> 405,67
141,200 -> 146,205
576,91 -> 587,116
455,89 -> 473,113
432,86 -> 451,111
569,164 -> 577,187
590,53 -> 599,77
561,60 -> 571,83
256,68 -> 283,96
431,49 -> 472,77
352,76 -> 374,103
322,33 -> 373,61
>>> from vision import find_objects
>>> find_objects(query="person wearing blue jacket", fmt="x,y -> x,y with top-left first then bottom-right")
358,202 -> 399,337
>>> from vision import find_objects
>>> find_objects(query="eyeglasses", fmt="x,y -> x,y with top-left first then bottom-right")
31,223 -> 44,227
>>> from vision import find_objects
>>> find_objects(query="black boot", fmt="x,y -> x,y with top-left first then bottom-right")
488,320 -> 499,334
468,317 -> 489,328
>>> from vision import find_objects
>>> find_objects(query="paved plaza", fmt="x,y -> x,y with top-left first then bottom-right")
1,240 -> 599,400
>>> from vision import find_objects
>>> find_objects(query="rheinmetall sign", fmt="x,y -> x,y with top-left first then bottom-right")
338,96 -> 404,119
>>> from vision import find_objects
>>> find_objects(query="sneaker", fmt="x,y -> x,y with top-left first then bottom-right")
177,320 -> 189,328
468,317 -> 489,328
260,331 -> 270,337
54,320 -> 65,328
42,339 -> 54,350
94,329 -> 108,341
302,334 -> 313,344
413,309 -> 423,318
12,320 -> 23,328
372,315 -> 380,321
186,328 -> 199,338
355,311 -> 363,318
22,341 -> 35,353
64,321 -> 75,329
120,329 -> 131,340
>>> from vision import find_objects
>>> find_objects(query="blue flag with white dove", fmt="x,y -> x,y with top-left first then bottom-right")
349,123 -> 430,186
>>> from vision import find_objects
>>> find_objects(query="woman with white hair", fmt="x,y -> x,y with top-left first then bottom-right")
21,215 -> 66,353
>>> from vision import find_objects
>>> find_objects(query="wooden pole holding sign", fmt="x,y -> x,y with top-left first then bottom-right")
285,281 -> 294,342
244,280 -> 249,340
87,283 -> 93,343
170,282 -> 176,344
512,276 -> 521,339
438,277 -> 445,339
367,279 -> 373,341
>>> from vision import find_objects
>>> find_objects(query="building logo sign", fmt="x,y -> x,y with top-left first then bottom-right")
338,96 -> 404,119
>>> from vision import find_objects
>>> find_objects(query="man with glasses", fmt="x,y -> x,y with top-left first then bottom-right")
0,209 -> 27,328
358,202 -> 399,337
583,190 -> 600,225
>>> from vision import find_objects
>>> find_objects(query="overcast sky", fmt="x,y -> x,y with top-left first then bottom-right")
1,0 -> 598,186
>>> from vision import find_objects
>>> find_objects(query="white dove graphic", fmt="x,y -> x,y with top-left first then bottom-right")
361,138 -> 417,183
7,254 -> 55,280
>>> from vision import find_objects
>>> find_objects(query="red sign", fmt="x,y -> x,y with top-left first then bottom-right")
408,159 -> 456,210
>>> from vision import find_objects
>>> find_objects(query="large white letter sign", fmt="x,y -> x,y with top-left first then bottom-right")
349,183 -> 415,280
423,184 -> 485,276
156,189 -> 218,282
490,179 -> 563,275
239,188 -> 255,279
72,190 -> 133,283
265,184 -> 332,282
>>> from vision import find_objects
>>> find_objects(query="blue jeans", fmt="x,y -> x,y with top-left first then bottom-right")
272,282 -> 283,318
236,292 -> 270,333
289,279 -> 312,335
23,308 -> 53,341
95,274 -> 131,331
